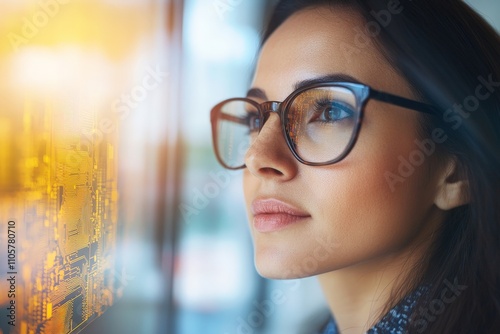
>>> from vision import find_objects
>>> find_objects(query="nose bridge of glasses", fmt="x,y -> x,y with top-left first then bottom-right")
259,101 -> 281,123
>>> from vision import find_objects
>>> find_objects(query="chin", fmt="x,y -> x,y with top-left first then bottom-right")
254,261 -> 295,279
253,246 -> 323,280
253,247 -> 292,279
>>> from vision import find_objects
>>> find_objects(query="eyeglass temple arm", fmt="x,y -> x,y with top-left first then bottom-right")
370,89 -> 439,115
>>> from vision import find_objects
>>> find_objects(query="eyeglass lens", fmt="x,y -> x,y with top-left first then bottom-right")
215,86 -> 360,168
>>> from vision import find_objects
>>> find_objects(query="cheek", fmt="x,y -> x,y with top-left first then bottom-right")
307,115 -> 435,267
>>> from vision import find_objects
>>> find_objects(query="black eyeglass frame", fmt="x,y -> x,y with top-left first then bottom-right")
210,81 -> 438,170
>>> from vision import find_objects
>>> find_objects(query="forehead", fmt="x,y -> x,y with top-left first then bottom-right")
252,6 -> 410,100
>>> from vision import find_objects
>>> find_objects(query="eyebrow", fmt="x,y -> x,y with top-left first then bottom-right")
246,73 -> 363,100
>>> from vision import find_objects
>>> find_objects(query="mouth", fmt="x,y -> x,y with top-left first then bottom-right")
251,198 -> 311,233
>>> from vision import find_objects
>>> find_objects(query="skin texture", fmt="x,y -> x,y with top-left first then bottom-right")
242,6 -> 464,333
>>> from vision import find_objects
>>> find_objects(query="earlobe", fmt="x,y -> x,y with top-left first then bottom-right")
434,158 -> 469,210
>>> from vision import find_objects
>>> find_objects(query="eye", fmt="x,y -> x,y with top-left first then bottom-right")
246,112 -> 261,132
311,99 -> 355,123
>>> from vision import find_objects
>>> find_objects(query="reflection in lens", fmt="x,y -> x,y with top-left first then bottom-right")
217,100 -> 258,168
286,86 -> 359,163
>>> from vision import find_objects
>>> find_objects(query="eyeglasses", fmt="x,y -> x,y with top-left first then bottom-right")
210,81 -> 437,170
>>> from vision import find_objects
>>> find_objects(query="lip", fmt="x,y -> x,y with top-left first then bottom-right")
251,198 -> 311,233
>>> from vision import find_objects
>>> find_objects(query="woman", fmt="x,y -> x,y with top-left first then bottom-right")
210,0 -> 500,332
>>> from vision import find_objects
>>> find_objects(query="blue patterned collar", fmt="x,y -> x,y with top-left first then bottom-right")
320,286 -> 428,334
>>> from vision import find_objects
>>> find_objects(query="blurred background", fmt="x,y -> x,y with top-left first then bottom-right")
0,1 -> 498,334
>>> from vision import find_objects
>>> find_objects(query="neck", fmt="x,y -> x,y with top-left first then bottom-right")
317,244 -> 428,334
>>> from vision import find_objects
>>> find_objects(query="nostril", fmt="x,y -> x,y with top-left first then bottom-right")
259,166 -> 285,177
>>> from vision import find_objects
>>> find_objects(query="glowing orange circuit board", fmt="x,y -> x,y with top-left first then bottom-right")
1,97 -> 119,334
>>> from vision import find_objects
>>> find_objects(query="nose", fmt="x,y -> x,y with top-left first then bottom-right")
244,110 -> 298,181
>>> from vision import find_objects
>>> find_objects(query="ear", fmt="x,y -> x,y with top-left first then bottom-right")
434,158 -> 469,210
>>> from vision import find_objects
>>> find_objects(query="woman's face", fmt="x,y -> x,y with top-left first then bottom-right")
243,6 -> 444,279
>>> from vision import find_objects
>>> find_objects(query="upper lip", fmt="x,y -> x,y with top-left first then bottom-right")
251,198 -> 311,217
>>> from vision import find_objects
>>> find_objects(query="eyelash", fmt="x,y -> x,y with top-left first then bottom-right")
312,98 -> 354,123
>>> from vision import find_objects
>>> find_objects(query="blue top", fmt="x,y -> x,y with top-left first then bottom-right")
320,286 -> 428,334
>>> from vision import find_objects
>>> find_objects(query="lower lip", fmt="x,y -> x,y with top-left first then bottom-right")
253,213 -> 309,232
